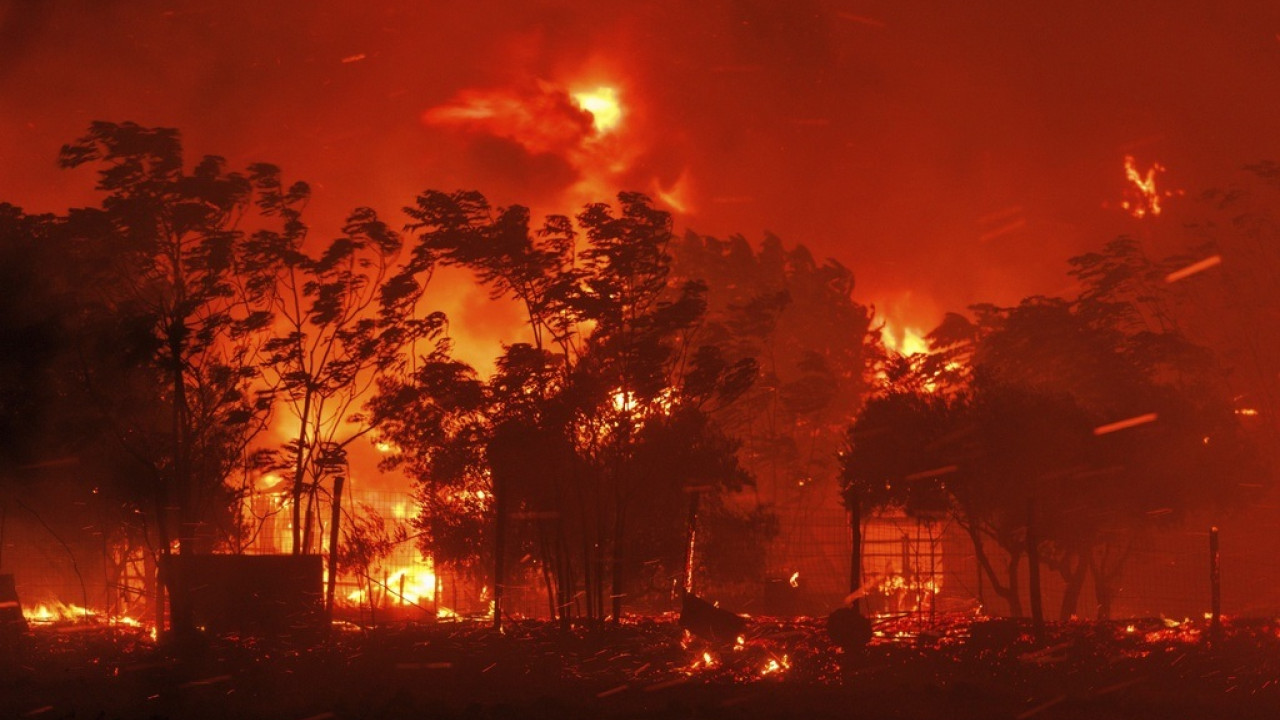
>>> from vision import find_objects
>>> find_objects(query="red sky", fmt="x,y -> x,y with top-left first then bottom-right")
4,0 -> 1280,360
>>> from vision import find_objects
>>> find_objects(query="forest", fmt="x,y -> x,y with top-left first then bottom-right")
0,122 -> 1276,645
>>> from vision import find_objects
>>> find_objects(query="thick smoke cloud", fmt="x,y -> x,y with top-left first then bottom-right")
3,0 -> 1280,339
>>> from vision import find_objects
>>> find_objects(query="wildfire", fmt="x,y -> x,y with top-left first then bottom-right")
423,77 -> 694,215
22,600 -> 145,629
880,321 -> 929,357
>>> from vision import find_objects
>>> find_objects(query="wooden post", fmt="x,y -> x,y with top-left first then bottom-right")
493,469 -> 506,630
1210,526 -> 1221,633
849,503 -> 863,615
325,475 -> 345,621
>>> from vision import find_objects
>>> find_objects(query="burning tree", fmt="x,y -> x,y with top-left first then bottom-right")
252,179 -> 444,558
374,191 -> 758,626
56,122 -> 289,637
841,238 -> 1265,622
669,232 -> 876,602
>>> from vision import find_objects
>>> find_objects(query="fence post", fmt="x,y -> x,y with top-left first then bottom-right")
1209,526 -> 1221,634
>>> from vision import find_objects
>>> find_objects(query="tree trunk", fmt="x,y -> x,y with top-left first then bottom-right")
609,499 -> 626,622
1057,552 -> 1088,622
683,491 -> 701,596
492,470 -> 507,630
291,395 -> 312,555
1005,551 -> 1024,617
965,522 -> 1020,616
1026,498 -> 1044,640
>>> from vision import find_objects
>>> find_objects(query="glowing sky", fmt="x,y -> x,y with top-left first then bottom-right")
3,0 -> 1280,355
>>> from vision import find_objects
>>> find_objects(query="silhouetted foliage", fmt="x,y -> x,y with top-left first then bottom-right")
379,191 -> 762,624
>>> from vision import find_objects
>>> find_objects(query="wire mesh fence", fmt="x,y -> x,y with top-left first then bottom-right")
6,479 -> 1280,625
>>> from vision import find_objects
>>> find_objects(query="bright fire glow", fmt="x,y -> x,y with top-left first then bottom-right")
760,654 -> 791,676
573,87 -> 622,134
788,571 -> 800,588
1120,155 -> 1177,219
880,321 -> 930,356
22,600 -> 144,628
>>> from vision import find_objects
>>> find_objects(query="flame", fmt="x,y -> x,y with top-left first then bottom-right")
23,601 -> 97,623
384,565 -> 438,606
1120,155 -> 1181,219
688,650 -> 717,671
573,87 -> 622,134
22,600 -> 145,629
760,654 -> 791,676
788,571 -> 800,588
880,321 -> 930,357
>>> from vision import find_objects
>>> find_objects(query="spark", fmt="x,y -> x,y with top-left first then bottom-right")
978,218 -> 1027,243
789,571 -> 800,588
1165,255 -> 1222,283
1093,413 -> 1158,435
341,54 -> 366,64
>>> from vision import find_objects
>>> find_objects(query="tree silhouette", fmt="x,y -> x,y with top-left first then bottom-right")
57,122 -> 290,638
381,191 -> 757,626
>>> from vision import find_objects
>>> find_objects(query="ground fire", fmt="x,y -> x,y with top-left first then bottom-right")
3,2 -> 1280,719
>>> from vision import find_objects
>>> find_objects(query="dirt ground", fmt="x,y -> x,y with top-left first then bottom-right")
3,614 -> 1280,719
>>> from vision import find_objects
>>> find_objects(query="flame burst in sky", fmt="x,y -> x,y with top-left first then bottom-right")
1120,155 -> 1179,219
573,87 -> 622,134
422,79 -> 686,214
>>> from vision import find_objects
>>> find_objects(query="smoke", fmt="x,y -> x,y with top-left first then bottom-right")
3,0 -> 1280,337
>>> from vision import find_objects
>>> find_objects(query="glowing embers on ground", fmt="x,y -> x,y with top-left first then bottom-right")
1120,155 -> 1183,219
22,599 -> 144,628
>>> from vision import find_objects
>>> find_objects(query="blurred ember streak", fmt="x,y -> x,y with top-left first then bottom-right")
1092,412 -> 1158,435
835,12 -> 886,28
1165,254 -> 1222,283
788,571 -> 800,588
341,54 -> 366,63
904,465 -> 958,481
978,218 -> 1027,243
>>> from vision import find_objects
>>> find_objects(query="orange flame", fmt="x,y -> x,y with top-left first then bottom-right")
1120,155 -> 1180,219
